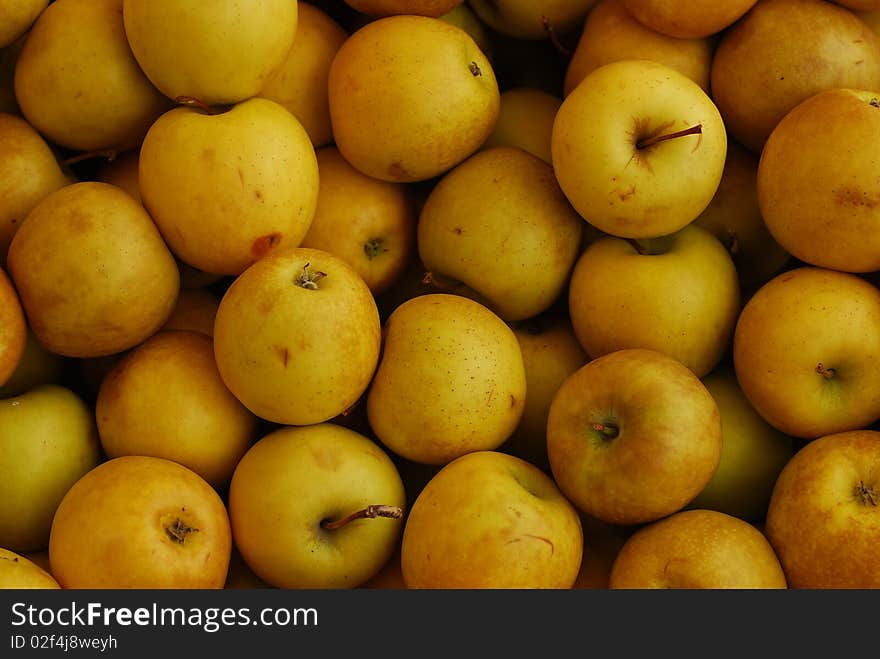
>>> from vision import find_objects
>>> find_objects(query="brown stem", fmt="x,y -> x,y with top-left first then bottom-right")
815,362 -> 836,379
62,149 -> 118,167
637,124 -> 702,150
726,228 -> 740,256
626,238 -> 648,255
295,262 -> 326,290
174,95 -> 219,115
321,505 -> 403,530
421,271 -> 460,291
542,15 -> 573,59
856,481 -> 877,506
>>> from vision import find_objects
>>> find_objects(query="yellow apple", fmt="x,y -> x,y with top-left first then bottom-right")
547,348 -> 722,525
765,429 -> 880,588
228,423 -> 406,589
367,293 -> 527,465
122,0 -> 298,105
300,146 -> 417,295
757,88 -> 880,273
0,265 -> 25,386
623,0 -> 758,39
213,247 -> 381,426
609,509 -> 787,588
0,548 -> 59,589
328,15 -> 499,182
401,450 -> 583,588
482,87 -> 561,164
417,145 -> 584,322
49,455 -> 232,588
688,366 -> 795,523
14,0 -> 171,152
564,0 -> 713,96
7,181 -> 180,358
0,385 -> 102,552
552,59 -> 727,239
96,330 -> 259,489
258,2 -> 348,148
710,0 -> 880,154
567,223 -> 741,377
469,0 -> 597,40
139,97 -> 319,276
734,267 -> 880,439
0,1 -> 47,48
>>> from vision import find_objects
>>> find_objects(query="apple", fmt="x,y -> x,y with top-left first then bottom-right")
552,58 -> 727,239
400,450 -> 584,588
0,547 -> 59,589
0,328 -> 65,399
0,1 -> 47,49
213,247 -> 381,426
757,88 -> 880,273
0,385 -> 102,552
482,87 -> 561,164
49,455 -> 232,588
228,423 -> 406,589
328,15 -> 499,182
710,0 -> 880,154
366,293 -> 527,465
623,0 -> 758,39
765,429 -> 880,588
564,0 -> 713,96
609,509 -> 787,589
568,223 -> 740,378
547,348 -> 723,525
0,265 -> 25,386
469,0 -> 597,40
733,266 -> 880,439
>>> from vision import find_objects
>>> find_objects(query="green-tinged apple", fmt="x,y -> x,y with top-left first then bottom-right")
623,0 -> 758,39
552,59 -> 727,239
482,87 -> 561,164
469,0 -> 597,40
14,0 -> 171,153
688,367 -> 795,523
568,223 -> 740,377
765,430 -> 880,588
609,509 -> 787,588
96,330 -> 259,489
0,1 -> 47,48
49,455 -> 232,588
694,140 -> 790,292
328,15 -> 499,182
733,267 -> 880,439
0,266 -> 25,386
300,146 -> 417,295
757,88 -> 880,273
228,423 -> 406,589
710,0 -> 880,154
122,0 -> 298,105
0,385 -> 102,552
547,348 -> 722,525
0,548 -> 59,589
213,248 -> 381,426
418,146 -> 584,322
139,97 -> 319,276
564,0 -> 713,96
367,293 -> 527,465
401,450 -> 583,588
500,313 -> 588,474
258,2 -> 348,148
7,182 -> 180,358
0,112 -> 72,259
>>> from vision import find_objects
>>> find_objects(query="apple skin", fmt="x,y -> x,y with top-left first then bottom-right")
0,547 -> 60,589
757,88 -> 880,273
547,348 -> 723,526
765,429 -> 880,588
733,266 -> 880,439
609,509 -> 787,589
0,265 -> 25,386
400,450 -> 583,588
568,223 -> 740,378
623,0 -> 758,39
552,59 -> 727,240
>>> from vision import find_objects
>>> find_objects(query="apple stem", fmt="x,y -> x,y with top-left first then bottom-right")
856,481 -> 877,506
815,362 -> 836,379
725,229 -> 740,256
542,15 -> 573,59
321,504 -> 404,530
295,262 -> 327,290
62,149 -> 118,167
174,95 -> 220,115
591,422 -> 619,440
636,124 -> 702,150
421,271 -> 460,291
626,238 -> 648,255
165,518 -> 199,544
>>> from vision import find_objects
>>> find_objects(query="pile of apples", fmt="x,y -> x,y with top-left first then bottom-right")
1,0 -> 879,591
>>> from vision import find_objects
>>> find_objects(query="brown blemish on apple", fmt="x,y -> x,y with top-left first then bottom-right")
254,189 -> 263,200
0,555 -> 18,562
617,185 -> 636,201
251,232 -> 281,257
509,394 -> 517,408
506,535 -> 555,555
468,61 -> 482,77
237,168 -> 245,187
834,185 -> 879,209
451,227 -> 464,235
388,160 -> 410,179
274,345 -> 289,368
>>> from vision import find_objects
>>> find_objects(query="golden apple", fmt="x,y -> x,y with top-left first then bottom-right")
733,267 -> 880,439
623,0 -> 758,39
552,59 -> 727,239
0,547 -> 59,589
401,450 -> 583,588
49,455 -> 232,588
0,1 -> 47,48
547,348 -> 722,525
0,265 -> 25,386
328,15 -> 499,182
765,429 -> 880,588
0,328 -> 64,399
609,509 -> 787,588
367,294 -> 527,465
